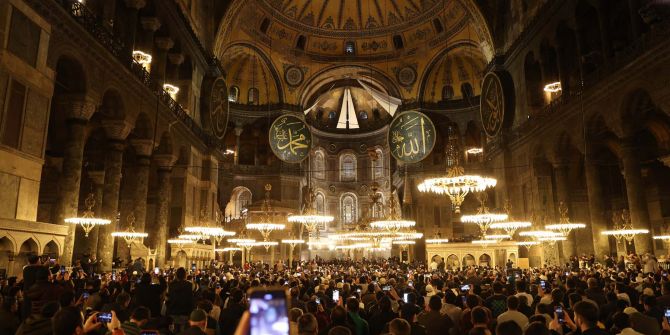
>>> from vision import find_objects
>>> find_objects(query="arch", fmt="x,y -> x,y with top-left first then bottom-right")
462,254 -> 475,267
339,152 -> 357,182
131,112 -> 153,140
0,236 -> 14,276
98,89 -> 126,120
226,186 -> 252,219
446,254 -> 460,268
508,252 -> 517,263
15,238 -> 39,274
218,43 -> 283,104
43,240 -> 59,257
175,250 -> 188,268
54,55 -> 87,95
340,192 -> 358,227
575,2 -> 603,73
229,86 -> 240,102
479,253 -> 491,266
371,147 -> 384,180
313,149 -> 326,179
555,22 -> 581,95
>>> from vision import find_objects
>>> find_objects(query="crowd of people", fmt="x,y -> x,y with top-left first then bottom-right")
1,253 -> 669,335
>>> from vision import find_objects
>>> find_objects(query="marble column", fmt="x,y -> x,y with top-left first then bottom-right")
84,170 -> 106,257
152,37 -> 174,85
130,139 -> 153,232
234,126 -> 243,165
584,158 -> 611,259
151,153 -> 175,267
97,120 -> 132,271
620,139 -> 654,253
553,163 -> 576,260
52,95 -> 96,266
122,0 -> 146,58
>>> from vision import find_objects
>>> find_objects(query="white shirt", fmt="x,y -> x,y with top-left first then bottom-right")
619,327 -> 645,335
497,310 -> 529,329
515,292 -> 533,307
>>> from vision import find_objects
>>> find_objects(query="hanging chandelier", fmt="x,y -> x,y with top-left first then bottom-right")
460,193 -> 508,236
370,194 -> 416,233
167,238 -> 193,250
251,240 -> 279,251
545,202 -> 586,235
417,127 -> 496,213
601,209 -> 648,244
519,230 -> 563,239
184,209 -> 236,245
65,193 -> 111,237
515,240 -> 540,249
288,187 -> 334,234
246,184 -> 285,241
489,200 -> 531,236
111,212 -> 148,247
483,234 -> 511,240
425,238 -> 450,244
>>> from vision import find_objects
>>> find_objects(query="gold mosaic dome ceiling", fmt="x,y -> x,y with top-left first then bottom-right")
261,0 -> 443,36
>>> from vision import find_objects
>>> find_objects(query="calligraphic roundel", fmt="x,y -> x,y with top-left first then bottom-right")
209,77 -> 229,140
388,111 -> 436,163
480,71 -> 507,137
269,114 -> 312,163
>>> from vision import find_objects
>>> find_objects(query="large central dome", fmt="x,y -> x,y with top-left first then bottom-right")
261,0 -> 443,37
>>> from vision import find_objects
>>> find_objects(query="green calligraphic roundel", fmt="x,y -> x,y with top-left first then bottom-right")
388,111 -> 436,163
269,114 -> 312,163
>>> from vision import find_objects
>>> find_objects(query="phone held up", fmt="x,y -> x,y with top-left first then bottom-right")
248,287 -> 290,335
555,306 -> 565,324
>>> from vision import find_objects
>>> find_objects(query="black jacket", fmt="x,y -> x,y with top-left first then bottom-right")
133,280 -> 166,317
220,302 -> 246,335
166,279 -> 194,316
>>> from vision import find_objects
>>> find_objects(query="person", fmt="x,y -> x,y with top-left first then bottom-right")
389,318 -> 412,335
514,281 -> 533,308
400,303 -> 426,335
197,300 -> 220,335
220,288 -> 246,335
496,296 -> 528,330
290,308 -> 304,335
610,312 -> 644,335
167,267 -> 196,332
22,255 -> 44,291
346,297 -> 370,335
180,309 -> 208,335
470,306 -> 491,334
641,295 -> 663,325
102,292 -> 132,323
440,291 -> 462,326
291,287 -> 306,312
417,295 -> 455,335
524,321 -> 550,335
495,320 -> 522,335
329,326 -> 353,335
112,306 -> 150,335
298,313 -> 319,335
368,296 -> 397,335
52,306 -> 103,335
657,281 -> 670,307
15,300 -> 59,335
0,294 -> 20,335
133,272 -> 166,317
585,278 -> 606,306
484,282 -> 507,318
623,306 -> 661,335
320,306 -> 355,335
559,301 -> 608,335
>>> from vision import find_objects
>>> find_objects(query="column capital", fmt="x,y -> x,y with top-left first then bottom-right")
154,154 -> 176,170
87,170 -> 106,185
168,53 -> 185,65
658,154 -> 670,168
155,37 -> 174,51
101,119 -> 132,141
54,94 -> 96,121
124,0 -> 146,10
140,16 -> 161,32
234,127 -> 244,136
130,138 -> 154,157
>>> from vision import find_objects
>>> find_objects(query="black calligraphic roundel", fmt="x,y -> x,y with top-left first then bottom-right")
388,111 -> 436,163
480,71 -> 507,137
269,114 -> 312,163
209,78 -> 229,140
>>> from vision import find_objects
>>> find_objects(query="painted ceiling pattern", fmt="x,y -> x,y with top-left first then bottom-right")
262,0 -> 443,36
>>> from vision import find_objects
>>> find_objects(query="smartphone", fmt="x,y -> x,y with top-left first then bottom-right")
403,293 -> 409,303
461,295 -> 467,304
565,272 -> 570,276
356,288 -> 361,294
408,281 -> 413,287
315,297 -> 320,304
555,306 -> 565,324
248,288 -> 289,335
191,265 -> 196,272
540,280 -> 546,289
50,258 -> 56,264
97,312 -> 112,323
460,284 -> 470,292
154,267 -> 160,275
82,292 -> 89,300
664,308 -> 670,322
332,290 -> 340,302
140,331 -> 159,335
60,266 -> 65,275
383,285 -> 391,291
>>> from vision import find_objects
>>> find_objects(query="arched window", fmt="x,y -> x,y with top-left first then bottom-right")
340,193 -> 358,226
461,82 -> 474,99
313,150 -> 325,179
315,191 -> 326,230
340,153 -> 357,181
371,148 -> 384,180
248,87 -> 259,105
441,85 -> 454,101
433,18 -> 444,34
393,35 -> 404,49
296,35 -> 306,50
228,86 -> 239,102
358,111 -> 368,120
226,187 -> 252,219
345,41 -> 355,55
372,192 -> 385,219
260,18 -> 270,34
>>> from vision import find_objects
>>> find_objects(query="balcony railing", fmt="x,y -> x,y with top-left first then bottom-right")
55,0 -> 222,149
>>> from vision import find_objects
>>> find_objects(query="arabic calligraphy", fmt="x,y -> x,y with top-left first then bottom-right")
480,72 -> 506,137
269,115 -> 312,163
388,111 -> 435,163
